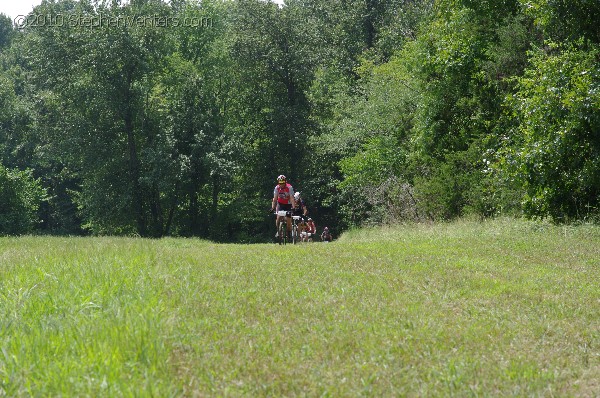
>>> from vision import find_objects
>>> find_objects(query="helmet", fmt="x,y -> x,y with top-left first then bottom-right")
294,192 -> 300,200
277,174 -> 286,183
324,227 -> 329,230
308,218 -> 312,221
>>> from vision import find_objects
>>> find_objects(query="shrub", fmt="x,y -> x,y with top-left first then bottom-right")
0,165 -> 46,235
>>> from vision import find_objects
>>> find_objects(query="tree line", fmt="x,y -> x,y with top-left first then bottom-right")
1,0 -> 599,240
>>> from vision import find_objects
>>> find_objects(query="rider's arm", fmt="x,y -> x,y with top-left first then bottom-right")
290,194 -> 297,208
288,186 -> 296,208
271,189 -> 278,211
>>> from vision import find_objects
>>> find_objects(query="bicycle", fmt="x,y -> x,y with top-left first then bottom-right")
290,214 -> 302,244
301,229 -> 314,243
274,210 -> 287,245
274,210 -> 301,245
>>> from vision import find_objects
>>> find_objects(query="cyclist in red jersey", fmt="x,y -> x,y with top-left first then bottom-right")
306,218 -> 316,236
270,174 -> 297,238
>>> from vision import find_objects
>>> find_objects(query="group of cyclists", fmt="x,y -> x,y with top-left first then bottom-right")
270,174 -> 333,243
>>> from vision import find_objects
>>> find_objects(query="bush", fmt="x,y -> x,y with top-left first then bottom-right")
0,165 -> 46,235
506,41 -> 600,221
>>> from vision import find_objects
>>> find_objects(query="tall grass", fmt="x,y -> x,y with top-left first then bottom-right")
1,218 -> 599,396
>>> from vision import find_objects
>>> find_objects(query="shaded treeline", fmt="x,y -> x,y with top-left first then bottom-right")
1,0 -> 599,240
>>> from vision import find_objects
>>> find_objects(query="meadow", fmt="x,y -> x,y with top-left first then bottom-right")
0,218 -> 598,396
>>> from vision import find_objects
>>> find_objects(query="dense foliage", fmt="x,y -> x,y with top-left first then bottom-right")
0,0 -> 598,239
0,165 -> 45,234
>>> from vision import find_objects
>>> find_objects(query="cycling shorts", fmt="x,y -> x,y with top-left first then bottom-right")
276,203 -> 292,212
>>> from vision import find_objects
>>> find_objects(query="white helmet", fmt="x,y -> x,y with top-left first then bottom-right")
294,191 -> 300,200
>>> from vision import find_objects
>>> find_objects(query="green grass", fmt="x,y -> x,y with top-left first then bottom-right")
1,218 -> 599,396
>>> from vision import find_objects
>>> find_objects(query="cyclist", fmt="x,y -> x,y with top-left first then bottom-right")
298,219 -> 308,242
321,226 -> 333,242
270,174 -> 297,238
306,218 -> 316,242
293,191 -> 309,221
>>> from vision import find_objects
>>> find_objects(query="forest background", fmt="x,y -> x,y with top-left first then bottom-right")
1,0 -> 599,241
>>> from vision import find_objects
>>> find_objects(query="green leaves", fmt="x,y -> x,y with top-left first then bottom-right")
507,41 -> 600,220
0,165 -> 46,235
2,0 -> 600,238
519,0 -> 600,43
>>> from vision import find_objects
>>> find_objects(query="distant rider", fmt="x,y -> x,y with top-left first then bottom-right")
306,218 -> 316,241
321,226 -> 332,242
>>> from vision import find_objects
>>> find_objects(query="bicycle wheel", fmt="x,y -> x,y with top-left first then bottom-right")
292,224 -> 298,244
279,222 -> 286,245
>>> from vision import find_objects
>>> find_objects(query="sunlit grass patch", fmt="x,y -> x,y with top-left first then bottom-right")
1,219 -> 599,396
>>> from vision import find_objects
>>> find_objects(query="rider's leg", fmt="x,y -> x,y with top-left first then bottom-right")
274,203 -> 281,236
276,215 -> 283,237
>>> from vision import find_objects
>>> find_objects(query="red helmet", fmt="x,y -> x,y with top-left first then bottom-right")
277,174 -> 287,183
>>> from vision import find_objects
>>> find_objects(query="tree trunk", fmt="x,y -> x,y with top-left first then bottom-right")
124,71 -> 146,236
149,183 -> 164,237
211,173 -> 219,228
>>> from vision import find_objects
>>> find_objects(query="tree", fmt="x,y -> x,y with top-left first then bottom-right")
0,13 -> 14,51
222,0 -> 323,239
16,0 -> 225,236
504,41 -> 600,221
0,165 -> 46,235
519,0 -> 600,43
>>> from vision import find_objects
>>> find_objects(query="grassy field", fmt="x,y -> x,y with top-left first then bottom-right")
1,218 -> 599,396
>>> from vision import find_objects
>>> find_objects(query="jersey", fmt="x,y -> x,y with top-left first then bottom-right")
293,198 -> 306,217
274,183 -> 294,205
296,198 -> 306,212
